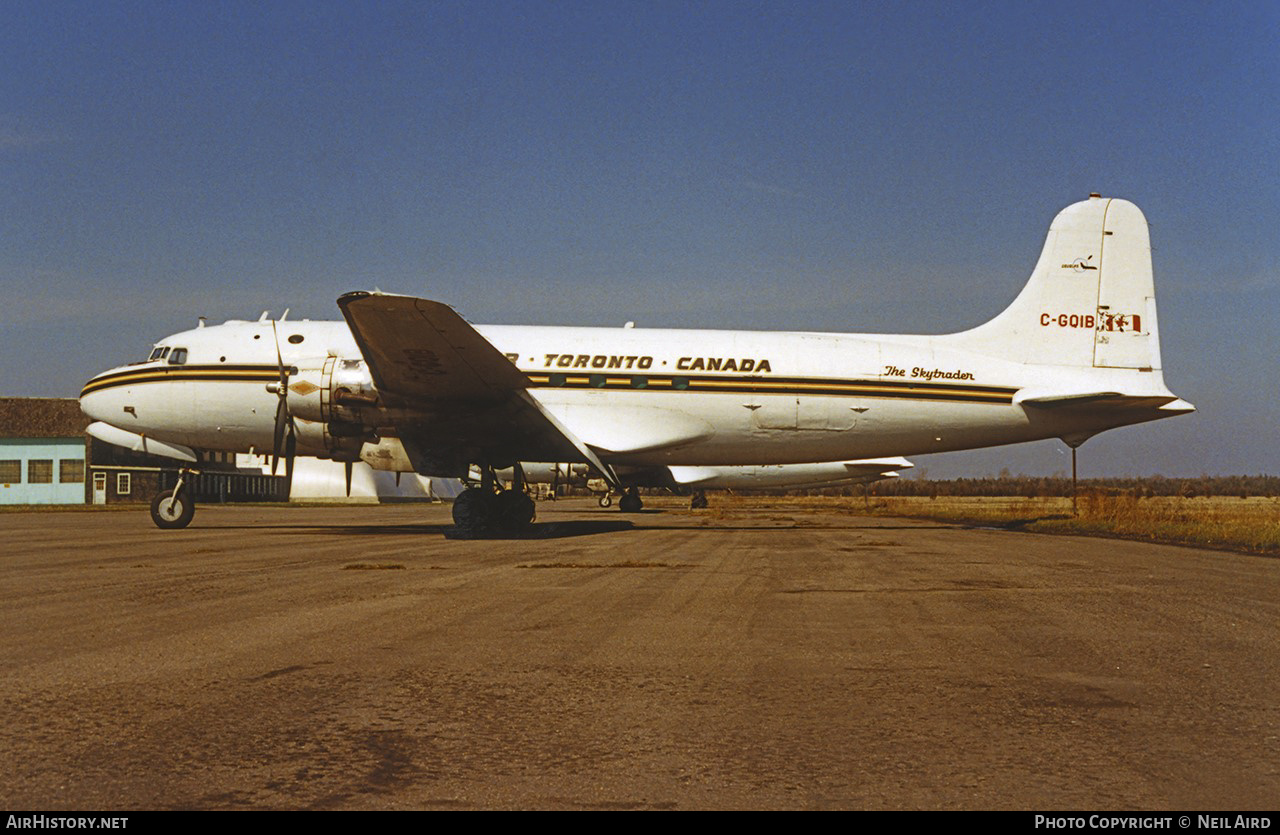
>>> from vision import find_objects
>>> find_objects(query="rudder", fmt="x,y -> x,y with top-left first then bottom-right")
950,195 -> 1161,371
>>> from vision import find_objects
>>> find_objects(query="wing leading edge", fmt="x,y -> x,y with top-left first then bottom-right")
337,291 -> 620,487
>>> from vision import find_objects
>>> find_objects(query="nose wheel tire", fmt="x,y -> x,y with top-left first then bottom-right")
598,494 -> 613,508
150,489 -> 195,529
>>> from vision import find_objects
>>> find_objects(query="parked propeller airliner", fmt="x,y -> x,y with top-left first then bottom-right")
80,195 -> 1192,530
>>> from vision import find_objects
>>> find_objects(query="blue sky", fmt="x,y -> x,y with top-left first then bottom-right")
2,1 -> 1276,477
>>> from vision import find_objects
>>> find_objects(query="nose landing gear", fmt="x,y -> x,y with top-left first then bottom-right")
150,468 -> 198,529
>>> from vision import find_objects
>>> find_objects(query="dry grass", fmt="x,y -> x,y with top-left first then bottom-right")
686,493 -> 1280,555
870,494 -> 1280,555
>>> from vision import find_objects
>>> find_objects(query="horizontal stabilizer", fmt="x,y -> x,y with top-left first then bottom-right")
1017,392 -> 1194,413
667,458 -> 913,490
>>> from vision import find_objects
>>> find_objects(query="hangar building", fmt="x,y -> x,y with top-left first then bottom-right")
0,397 -> 89,505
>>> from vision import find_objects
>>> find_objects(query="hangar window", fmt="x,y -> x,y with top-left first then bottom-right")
28,460 -> 53,484
0,460 -> 20,482
168,348 -> 188,365
60,460 -> 85,483
149,346 -> 171,362
117,473 -> 131,495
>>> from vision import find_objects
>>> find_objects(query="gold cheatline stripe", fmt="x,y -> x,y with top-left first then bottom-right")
82,367 -> 280,395
83,366 -> 1014,404
521,371 -> 1015,403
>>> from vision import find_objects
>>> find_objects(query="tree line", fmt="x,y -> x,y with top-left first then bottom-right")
829,474 -> 1280,499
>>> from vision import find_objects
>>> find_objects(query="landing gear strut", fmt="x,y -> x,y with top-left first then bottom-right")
150,469 -> 197,529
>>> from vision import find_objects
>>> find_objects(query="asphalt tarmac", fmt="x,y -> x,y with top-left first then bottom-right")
1,499 -> 1276,810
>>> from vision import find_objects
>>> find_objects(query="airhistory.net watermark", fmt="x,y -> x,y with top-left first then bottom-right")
6,817 -> 128,830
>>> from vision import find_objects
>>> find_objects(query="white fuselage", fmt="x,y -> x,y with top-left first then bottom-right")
79,316 -> 1180,472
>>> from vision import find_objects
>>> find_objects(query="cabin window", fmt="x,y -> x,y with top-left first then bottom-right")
288,334 -> 304,344
28,460 -> 53,484
589,374 -> 607,388
168,348 -> 188,365
0,460 -> 21,482
60,460 -> 85,483
630,376 -> 648,389
116,473 -> 131,495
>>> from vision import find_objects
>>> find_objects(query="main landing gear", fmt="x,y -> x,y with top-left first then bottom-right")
451,464 -> 536,534
618,487 -> 644,513
150,469 -> 197,529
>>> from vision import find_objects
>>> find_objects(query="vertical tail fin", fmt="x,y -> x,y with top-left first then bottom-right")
950,195 -> 1162,371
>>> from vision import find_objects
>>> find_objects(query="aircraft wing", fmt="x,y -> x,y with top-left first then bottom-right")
337,291 -> 619,485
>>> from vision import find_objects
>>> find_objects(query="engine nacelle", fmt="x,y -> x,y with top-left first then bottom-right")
280,356 -> 382,460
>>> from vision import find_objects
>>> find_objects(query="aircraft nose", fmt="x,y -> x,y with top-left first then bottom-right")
79,370 -> 128,424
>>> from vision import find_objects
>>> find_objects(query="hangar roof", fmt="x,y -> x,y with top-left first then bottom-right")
0,398 -> 89,439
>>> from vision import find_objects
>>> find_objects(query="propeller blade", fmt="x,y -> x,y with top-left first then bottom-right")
269,318 -> 291,477
271,397 -> 287,475
283,426 -> 297,497
344,461 -> 353,497
271,319 -> 288,386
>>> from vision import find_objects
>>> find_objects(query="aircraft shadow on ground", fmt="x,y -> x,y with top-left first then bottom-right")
214,519 -> 636,540
446,519 -> 636,539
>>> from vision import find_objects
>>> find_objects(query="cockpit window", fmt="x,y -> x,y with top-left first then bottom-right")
149,346 -> 171,362
168,348 -> 188,365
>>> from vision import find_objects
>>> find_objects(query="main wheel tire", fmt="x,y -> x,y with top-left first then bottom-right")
452,487 -> 498,529
619,493 -> 643,513
494,489 -> 536,530
150,489 -> 195,529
